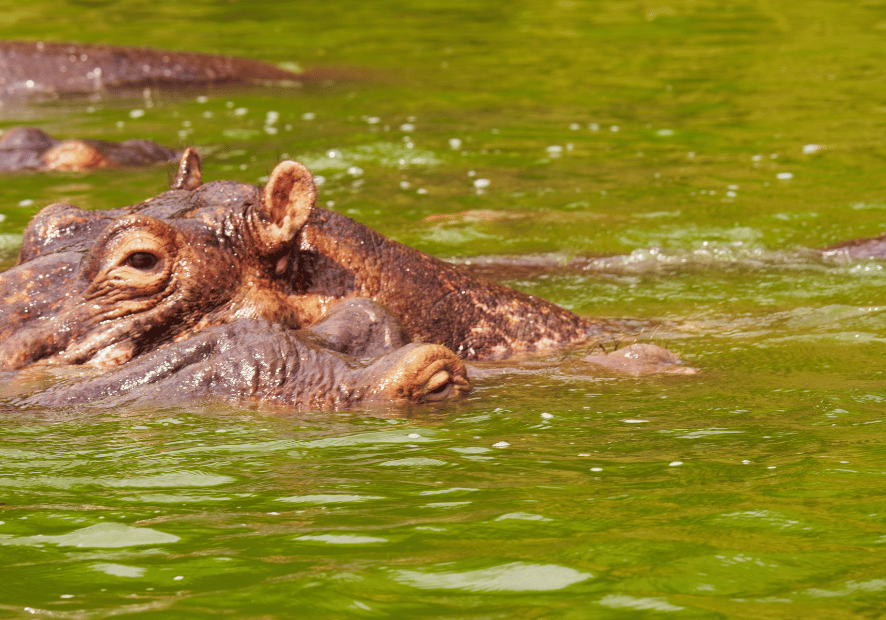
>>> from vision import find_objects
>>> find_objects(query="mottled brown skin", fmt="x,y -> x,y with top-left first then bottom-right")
82,153 -> 616,359
12,151 -> 649,361
0,152 -> 469,408
0,127 -> 177,172
2,150 -> 689,407
0,41 -> 306,99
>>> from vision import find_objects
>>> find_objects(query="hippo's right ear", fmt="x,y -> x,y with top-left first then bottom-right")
171,148 -> 203,190
250,160 -> 315,255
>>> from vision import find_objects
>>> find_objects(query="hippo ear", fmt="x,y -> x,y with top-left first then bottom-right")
251,160 -> 315,254
171,148 -> 203,190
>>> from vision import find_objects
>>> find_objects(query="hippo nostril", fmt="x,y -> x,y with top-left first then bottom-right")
423,370 -> 455,402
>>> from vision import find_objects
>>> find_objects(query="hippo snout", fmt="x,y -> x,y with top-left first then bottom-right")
364,343 -> 471,404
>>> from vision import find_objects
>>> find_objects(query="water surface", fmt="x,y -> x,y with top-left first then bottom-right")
2,1 -> 886,617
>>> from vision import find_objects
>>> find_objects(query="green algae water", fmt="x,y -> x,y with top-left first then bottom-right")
3,0 -> 886,617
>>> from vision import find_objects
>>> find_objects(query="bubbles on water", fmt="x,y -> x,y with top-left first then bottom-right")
473,178 -> 491,190
233,107 -> 248,117
656,128 -> 674,136
493,441 -> 510,448
365,116 -> 381,125
599,595 -> 683,613
803,144 -> 825,154
128,109 -> 145,119
546,145 -> 564,157
448,138 -> 462,150
669,461 -> 683,466
610,125 -> 620,132
400,123 -> 415,132
302,112 -> 316,120
776,172 -> 794,181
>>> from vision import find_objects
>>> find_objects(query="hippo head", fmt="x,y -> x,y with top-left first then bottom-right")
0,150 -> 315,369
0,150 -> 470,407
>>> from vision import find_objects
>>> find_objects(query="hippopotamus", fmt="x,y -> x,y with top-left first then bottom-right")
0,152 -> 469,409
0,126 -> 177,172
0,41 -> 307,99
0,150 -> 692,408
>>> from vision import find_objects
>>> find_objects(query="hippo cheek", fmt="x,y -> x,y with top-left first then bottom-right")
364,343 -> 471,404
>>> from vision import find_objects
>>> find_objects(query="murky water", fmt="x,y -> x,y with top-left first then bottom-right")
2,0 -> 886,617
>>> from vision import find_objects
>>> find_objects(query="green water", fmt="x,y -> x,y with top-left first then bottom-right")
2,0 -> 886,617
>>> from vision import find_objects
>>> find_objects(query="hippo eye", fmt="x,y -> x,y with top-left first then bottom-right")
123,251 -> 160,270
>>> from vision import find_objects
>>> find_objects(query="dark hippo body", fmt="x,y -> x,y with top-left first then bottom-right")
0,41 -> 305,99
0,152 -> 469,409
0,127 -> 177,172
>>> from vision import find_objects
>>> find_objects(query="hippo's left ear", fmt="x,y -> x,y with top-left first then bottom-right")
171,148 -> 203,190
251,160 -> 315,255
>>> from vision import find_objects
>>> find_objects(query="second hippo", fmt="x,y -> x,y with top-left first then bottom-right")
0,127 -> 178,172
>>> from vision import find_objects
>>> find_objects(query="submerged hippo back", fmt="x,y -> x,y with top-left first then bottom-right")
0,41 -> 303,98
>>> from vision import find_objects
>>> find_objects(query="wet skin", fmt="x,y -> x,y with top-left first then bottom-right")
14,151 -> 649,361
0,41 -> 307,99
0,150 -> 691,407
0,152 -> 469,408
0,127 -> 177,172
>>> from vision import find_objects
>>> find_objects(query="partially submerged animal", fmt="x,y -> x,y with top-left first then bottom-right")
0,41 -> 306,99
0,126 -> 177,172
0,155 -> 469,408
0,150 -> 690,408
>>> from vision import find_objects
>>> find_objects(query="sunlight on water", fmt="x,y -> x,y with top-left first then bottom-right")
1,0 -> 886,618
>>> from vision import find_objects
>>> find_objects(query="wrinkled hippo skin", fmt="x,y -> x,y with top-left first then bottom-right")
12,151 -> 614,362
0,127 -> 177,172
28,316 -> 467,409
0,41 -> 305,99
1,150 -> 690,407
0,152 -> 469,408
